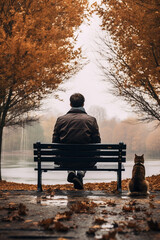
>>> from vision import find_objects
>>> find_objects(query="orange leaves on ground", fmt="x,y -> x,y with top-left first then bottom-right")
54,211 -> 73,222
122,205 -> 134,212
84,181 -> 118,192
39,217 -> 54,230
1,174 -> 160,192
2,202 -> 28,222
105,199 -> 116,207
18,203 -> 28,216
2,211 -> 24,222
0,181 -> 37,191
69,200 -> 98,214
99,230 -> 117,240
86,225 -> 101,235
54,221 -> 70,232
94,216 -> 106,225
147,175 -> 160,191
39,210 -> 73,232
122,200 -> 140,212
57,238 -> 68,240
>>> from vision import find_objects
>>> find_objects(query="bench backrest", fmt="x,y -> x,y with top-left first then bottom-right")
34,142 -> 126,163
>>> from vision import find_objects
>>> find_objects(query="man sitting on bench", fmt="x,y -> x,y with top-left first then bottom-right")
52,93 -> 101,190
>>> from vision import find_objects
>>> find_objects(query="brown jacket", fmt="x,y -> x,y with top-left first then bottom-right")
52,108 -> 101,144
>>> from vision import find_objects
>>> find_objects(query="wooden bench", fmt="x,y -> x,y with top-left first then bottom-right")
33,142 -> 126,192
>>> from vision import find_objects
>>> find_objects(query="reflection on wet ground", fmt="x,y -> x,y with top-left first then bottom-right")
0,190 -> 160,240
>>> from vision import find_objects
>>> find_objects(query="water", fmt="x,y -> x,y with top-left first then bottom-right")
1,151 -> 160,185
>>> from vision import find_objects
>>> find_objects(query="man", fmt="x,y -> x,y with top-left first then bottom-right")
52,93 -> 101,189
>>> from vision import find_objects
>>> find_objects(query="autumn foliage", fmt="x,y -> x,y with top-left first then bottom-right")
0,0 -> 88,179
1,174 -> 160,191
97,0 -> 160,123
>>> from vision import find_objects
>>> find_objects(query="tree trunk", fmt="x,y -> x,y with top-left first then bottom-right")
0,87 -> 13,181
0,125 -> 3,181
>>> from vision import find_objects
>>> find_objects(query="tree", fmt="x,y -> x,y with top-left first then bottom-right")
0,0 -> 88,180
97,0 -> 160,123
88,105 -> 107,123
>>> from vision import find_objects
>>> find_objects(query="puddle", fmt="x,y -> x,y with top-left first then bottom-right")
33,195 -> 68,207
95,223 -> 114,240
101,223 -> 114,229
88,196 -> 112,205
121,196 -> 130,200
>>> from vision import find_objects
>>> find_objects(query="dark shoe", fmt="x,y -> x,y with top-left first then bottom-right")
73,177 -> 83,190
67,172 -> 76,183
77,174 -> 83,184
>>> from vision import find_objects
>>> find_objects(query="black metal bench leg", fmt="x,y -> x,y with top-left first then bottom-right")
38,162 -> 42,192
117,170 -> 122,192
117,162 -> 122,192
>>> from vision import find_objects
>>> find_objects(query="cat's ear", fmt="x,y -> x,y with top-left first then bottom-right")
134,154 -> 137,163
142,154 -> 144,158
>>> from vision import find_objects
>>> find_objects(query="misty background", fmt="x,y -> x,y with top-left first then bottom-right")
2,107 -> 160,160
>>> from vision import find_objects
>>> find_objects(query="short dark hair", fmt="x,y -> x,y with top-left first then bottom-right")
70,93 -> 85,107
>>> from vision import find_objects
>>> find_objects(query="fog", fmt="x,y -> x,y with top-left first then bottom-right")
2,109 -> 160,159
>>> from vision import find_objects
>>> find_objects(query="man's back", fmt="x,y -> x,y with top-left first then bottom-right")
52,108 -> 101,144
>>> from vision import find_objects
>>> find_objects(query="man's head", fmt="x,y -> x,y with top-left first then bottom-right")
70,93 -> 85,107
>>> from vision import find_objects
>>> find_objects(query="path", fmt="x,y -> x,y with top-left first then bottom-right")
0,190 -> 160,240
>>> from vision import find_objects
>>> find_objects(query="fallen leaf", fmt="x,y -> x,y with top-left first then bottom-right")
95,217 -> 106,225
54,211 -> 72,221
24,219 -> 33,223
101,229 -> 117,239
54,221 -> 69,232
86,225 -> 100,235
106,199 -> 116,207
2,212 -> 24,222
8,202 -> 18,210
101,210 -> 108,214
109,211 -> 118,216
149,202 -> 155,209
57,238 -> 68,240
32,222 -> 39,226
18,203 -> 28,216
122,205 -> 133,212
127,221 -> 137,228
69,200 -> 98,213
39,218 -> 54,230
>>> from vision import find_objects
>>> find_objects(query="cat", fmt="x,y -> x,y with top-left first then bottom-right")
128,154 -> 149,196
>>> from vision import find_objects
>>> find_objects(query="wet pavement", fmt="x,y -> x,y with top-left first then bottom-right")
0,190 -> 160,240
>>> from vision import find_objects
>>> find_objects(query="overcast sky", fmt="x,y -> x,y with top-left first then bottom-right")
42,4 -> 133,121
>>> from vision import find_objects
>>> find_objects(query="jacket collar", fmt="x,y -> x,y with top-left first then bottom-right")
67,107 -> 87,114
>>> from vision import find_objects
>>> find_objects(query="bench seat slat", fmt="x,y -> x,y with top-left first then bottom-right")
34,150 -> 126,156
34,164 -> 125,171
34,156 -> 126,162
34,143 -> 126,150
